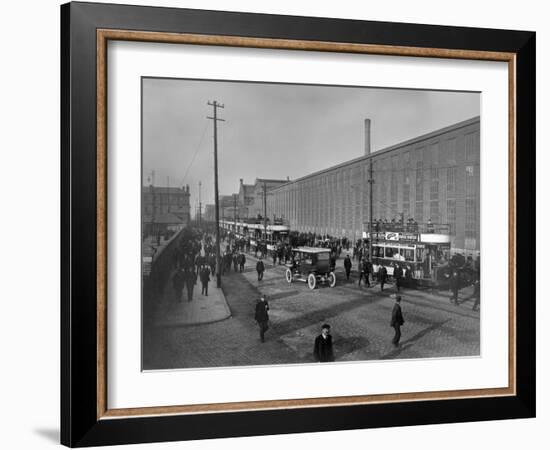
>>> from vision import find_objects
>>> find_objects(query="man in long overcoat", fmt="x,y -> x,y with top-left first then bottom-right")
184,268 -> 197,302
256,257 -> 265,281
450,270 -> 460,305
313,324 -> 335,362
254,296 -> 270,342
390,295 -> 405,346
394,264 -> 404,292
172,268 -> 185,302
379,265 -> 388,291
344,255 -> 352,281
200,265 -> 211,296
238,253 -> 246,273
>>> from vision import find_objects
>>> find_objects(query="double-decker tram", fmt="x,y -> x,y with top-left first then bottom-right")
365,222 -> 452,288
220,218 -> 290,254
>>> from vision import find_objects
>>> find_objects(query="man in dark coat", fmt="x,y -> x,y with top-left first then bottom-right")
379,265 -> 388,291
200,265 -> 211,296
390,295 -> 405,346
233,253 -> 239,272
394,264 -> 404,292
343,255 -> 352,281
313,324 -> 335,362
449,270 -> 460,305
208,254 -> 216,276
239,253 -> 246,273
172,268 -> 185,302
254,296 -> 270,342
470,277 -> 480,311
184,268 -> 197,302
256,257 -> 265,281
358,259 -> 370,287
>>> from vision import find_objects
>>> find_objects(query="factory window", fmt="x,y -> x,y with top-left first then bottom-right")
465,165 -> 476,197
415,201 -> 423,223
446,138 -> 457,164
415,160 -> 423,202
465,132 -> 478,162
430,200 -> 439,222
430,168 -> 439,201
465,198 -> 477,238
447,167 -> 456,197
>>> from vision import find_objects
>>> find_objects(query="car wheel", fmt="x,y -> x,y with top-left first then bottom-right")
328,272 -> 336,288
285,268 -> 293,283
307,273 -> 316,290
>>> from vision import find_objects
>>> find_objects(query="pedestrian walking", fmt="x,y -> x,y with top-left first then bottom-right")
254,296 -> 270,342
344,254 -> 352,281
209,254 -> 216,276
379,265 -> 388,291
390,295 -> 405,346
470,277 -> 480,311
449,270 -> 460,305
394,264 -> 403,292
256,257 -> 265,281
184,268 -> 196,302
313,323 -> 335,362
172,268 -> 185,302
329,253 -> 336,272
358,259 -> 370,287
200,265 -> 211,296
233,253 -> 239,272
365,260 -> 372,287
239,253 -> 246,272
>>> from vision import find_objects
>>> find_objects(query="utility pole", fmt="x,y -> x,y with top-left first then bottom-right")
233,193 -> 237,230
149,170 -> 156,240
207,100 -> 224,288
368,158 -> 374,262
166,176 -> 170,212
198,180 -> 202,227
263,181 -> 267,241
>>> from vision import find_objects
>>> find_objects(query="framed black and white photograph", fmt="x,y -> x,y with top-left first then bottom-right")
61,2 -> 535,447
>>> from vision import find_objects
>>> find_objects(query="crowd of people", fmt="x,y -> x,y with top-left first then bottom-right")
164,225 -> 479,361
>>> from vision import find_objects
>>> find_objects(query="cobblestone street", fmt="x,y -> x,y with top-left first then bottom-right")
143,253 -> 480,370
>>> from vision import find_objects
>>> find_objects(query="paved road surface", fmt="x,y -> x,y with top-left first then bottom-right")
143,254 -> 480,370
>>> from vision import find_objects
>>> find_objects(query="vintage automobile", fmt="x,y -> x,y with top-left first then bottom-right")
285,247 -> 336,289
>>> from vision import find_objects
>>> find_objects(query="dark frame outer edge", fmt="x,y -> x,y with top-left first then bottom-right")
60,2 -> 71,446
60,1 -> 536,447
514,33 -> 536,415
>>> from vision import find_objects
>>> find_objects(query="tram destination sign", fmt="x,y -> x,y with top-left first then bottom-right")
368,232 -> 420,242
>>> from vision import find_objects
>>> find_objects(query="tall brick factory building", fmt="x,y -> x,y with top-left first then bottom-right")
266,117 -> 480,255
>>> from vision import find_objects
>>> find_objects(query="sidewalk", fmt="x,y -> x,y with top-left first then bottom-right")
153,272 -> 231,327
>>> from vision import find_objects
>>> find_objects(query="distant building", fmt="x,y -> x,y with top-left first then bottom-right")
142,185 -> 190,235
204,204 -> 216,222
248,178 -> 289,219
205,178 -> 290,223
267,117 -> 480,255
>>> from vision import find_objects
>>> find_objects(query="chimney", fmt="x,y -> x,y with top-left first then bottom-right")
240,178 -> 243,186
364,118 -> 371,156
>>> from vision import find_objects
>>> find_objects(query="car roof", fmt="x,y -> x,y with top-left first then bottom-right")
294,246 -> 331,254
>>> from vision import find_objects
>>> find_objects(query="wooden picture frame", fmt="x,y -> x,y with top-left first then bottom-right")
61,1 -> 535,446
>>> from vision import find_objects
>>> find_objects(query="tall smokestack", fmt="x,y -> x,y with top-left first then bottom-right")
364,118 -> 371,156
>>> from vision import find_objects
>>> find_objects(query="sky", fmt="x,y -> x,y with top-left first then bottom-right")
142,78 -> 479,214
